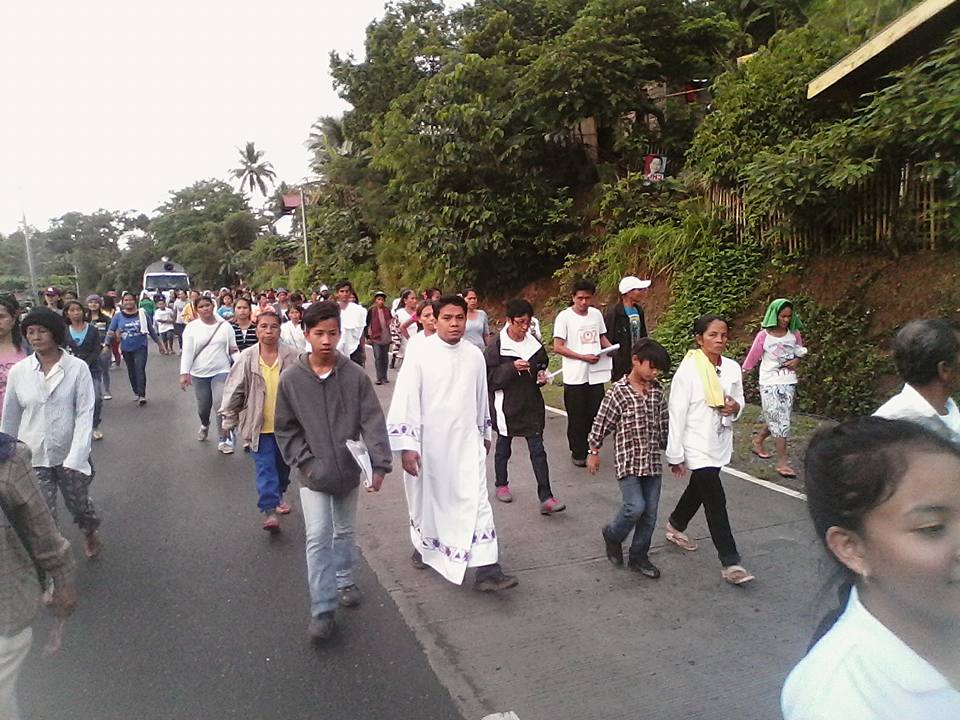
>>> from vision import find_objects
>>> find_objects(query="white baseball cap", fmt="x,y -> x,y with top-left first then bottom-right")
618,276 -> 652,294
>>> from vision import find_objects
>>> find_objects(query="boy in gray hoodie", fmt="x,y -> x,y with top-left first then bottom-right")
274,301 -> 392,643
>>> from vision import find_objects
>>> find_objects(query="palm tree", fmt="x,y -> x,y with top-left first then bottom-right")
231,141 -> 277,197
305,116 -> 356,175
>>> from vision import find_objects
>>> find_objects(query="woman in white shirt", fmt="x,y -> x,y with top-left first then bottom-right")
179,296 -> 238,453
782,417 -> 960,720
279,304 -> 308,352
664,314 -> 753,585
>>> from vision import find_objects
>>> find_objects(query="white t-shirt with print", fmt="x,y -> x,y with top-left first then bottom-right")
759,330 -> 803,386
553,306 -> 608,385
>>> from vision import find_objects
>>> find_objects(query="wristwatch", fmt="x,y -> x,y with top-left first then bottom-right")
587,448 -> 599,456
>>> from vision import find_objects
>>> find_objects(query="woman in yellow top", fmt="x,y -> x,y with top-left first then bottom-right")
219,311 -> 300,533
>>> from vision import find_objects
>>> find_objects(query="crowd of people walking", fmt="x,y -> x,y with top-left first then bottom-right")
1,273 -> 958,719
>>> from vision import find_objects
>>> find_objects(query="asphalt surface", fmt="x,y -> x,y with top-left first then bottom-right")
17,352 -> 463,720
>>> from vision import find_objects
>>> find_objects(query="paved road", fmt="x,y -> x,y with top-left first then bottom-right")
18,353 -> 462,720
19,347 -> 829,720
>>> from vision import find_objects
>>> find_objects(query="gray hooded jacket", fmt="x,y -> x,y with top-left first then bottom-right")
274,352 -> 392,495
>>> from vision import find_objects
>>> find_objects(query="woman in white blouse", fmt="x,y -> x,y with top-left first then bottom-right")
179,296 -> 238,454
664,314 -> 754,585
279,305 -> 308,352
783,417 -> 960,720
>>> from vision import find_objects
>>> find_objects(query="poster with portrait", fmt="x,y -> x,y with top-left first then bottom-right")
643,154 -> 667,182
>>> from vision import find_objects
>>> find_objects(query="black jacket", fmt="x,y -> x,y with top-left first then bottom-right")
484,334 -> 549,437
603,302 -> 647,382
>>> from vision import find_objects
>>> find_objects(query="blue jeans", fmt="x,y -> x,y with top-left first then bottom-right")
191,373 -> 228,428
251,434 -> 290,512
98,350 -> 111,394
122,347 -> 148,398
606,474 -> 661,561
91,372 -> 103,429
300,485 -> 359,616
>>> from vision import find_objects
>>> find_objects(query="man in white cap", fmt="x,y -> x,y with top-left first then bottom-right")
604,275 -> 651,382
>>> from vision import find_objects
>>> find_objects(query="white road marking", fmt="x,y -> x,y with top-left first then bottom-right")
546,403 -> 808,502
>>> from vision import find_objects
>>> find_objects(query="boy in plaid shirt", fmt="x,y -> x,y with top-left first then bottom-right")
587,338 -> 671,578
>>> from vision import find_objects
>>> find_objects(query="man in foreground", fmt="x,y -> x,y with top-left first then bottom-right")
0,433 -> 77,720
387,295 -> 518,592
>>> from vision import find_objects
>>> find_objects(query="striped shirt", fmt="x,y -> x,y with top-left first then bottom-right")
588,377 -> 668,479
233,323 -> 258,352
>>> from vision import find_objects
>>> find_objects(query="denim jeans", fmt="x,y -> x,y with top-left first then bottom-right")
191,373 -> 228,429
669,466 -> 741,566
606,474 -> 661,561
251,434 -> 290,512
300,485 -> 359,617
91,373 -> 103,429
371,343 -> 389,382
494,434 -> 553,502
122,347 -> 148,398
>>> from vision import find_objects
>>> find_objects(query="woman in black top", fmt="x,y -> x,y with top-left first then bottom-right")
86,294 -> 113,400
65,300 -> 106,439
232,296 -> 257,351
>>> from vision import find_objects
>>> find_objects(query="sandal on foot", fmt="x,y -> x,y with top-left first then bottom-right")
776,467 -> 798,478
750,445 -> 772,459
721,565 -> 755,585
665,523 -> 698,551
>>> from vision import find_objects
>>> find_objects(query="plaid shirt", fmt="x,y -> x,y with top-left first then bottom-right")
0,439 -> 75,636
588,377 -> 669,479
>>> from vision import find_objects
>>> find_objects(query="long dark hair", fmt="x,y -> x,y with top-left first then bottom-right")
803,416 -> 960,646
63,300 -> 89,324
0,294 -> 22,348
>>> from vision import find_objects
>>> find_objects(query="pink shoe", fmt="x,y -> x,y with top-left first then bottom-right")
496,486 -> 513,503
540,497 -> 566,515
276,500 -> 292,515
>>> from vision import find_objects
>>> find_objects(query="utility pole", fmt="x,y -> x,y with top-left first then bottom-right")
20,213 -> 38,304
299,187 -> 309,266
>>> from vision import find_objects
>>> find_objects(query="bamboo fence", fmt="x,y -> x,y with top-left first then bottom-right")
706,164 -> 950,253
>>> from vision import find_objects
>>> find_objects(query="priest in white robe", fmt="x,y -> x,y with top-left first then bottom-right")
387,295 -> 518,592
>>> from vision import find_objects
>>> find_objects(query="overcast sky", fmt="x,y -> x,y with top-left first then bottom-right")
0,1 -> 464,235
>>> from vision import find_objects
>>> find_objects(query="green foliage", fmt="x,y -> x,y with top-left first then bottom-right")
793,298 -> 892,419
688,25 -> 856,185
649,210 -> 766,368
735,27 -> 960,244
596,173 -> 689,233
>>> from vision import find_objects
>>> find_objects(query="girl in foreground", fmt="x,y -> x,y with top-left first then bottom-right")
782,417 -> 960,719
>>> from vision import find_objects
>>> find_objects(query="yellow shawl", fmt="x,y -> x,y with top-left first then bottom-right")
685,349 -> 725,408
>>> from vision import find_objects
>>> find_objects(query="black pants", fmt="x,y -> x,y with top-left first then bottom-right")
122,347 -> 148,398
350,345 -> 365,367
371,343 -> 389,382
494,434 -> 553,501
174,322 -> 186,350
669,466 -> 741,567
563,383 -> 605,461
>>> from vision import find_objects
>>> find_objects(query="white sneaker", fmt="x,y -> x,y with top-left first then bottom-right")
102,393 -> 112,400
198,425 -> 209,441
218,438 -> 234,455
92,429 -> 104,441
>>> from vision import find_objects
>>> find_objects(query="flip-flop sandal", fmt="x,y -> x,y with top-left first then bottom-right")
721,565 -> 756,585
750,447 -> 772,459
777,468 -> 798,478
665,525 -> 698,551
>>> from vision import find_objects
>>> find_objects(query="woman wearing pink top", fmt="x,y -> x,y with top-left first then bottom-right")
0,296 -> 27,415
742,298 -> 806,478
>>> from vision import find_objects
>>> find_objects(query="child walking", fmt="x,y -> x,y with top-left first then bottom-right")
587,338 -> 671,578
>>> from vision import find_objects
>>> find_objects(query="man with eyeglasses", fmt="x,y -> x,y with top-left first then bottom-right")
485,298 -> 565,514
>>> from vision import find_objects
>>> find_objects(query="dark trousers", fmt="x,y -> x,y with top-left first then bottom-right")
350,345 -> 365,367
563,383 -> 605,460
122,347 -> 148,398
91,373 -> 103,429
494,434 -> 553,501
669,466 -> 741,566
35,464 -> 100,534
174,322 -> 186,350
371,343 -> 389,382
